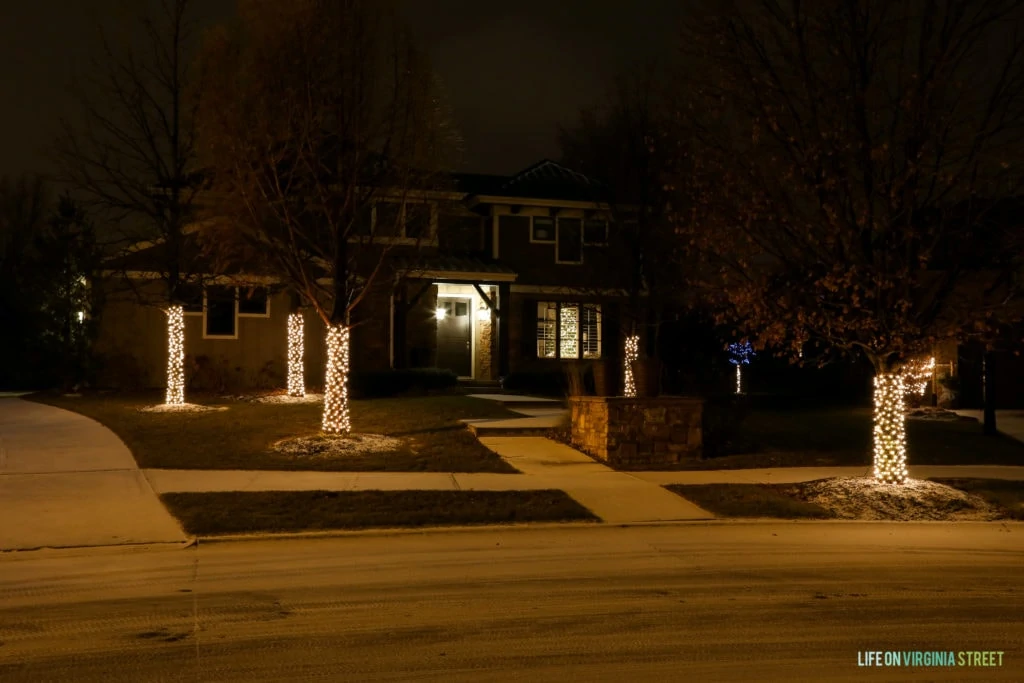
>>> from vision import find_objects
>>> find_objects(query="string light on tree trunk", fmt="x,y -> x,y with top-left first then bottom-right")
165,305 -> 185,405
624,334 -> 639,397
287,312 -> 305,397
322,323 -> 351,435
873,372 -> 908,485
902,356 -> 935,397
735,365 -> 742,394
728,341 -> 754,395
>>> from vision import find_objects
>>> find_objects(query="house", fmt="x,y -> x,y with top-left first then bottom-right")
93,160 -> 644,393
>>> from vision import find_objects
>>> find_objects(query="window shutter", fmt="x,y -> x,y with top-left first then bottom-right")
521,299 -> 536,358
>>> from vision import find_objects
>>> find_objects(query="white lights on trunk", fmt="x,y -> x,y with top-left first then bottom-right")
873,372 -> 908,484
624,334 -> 639,397
165,305 -> 185,405
735,365 -> 742,394
322,323 -> 351,435
287,312 -> 305,398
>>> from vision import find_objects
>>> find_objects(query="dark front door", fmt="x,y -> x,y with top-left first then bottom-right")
436,298 -> 472,377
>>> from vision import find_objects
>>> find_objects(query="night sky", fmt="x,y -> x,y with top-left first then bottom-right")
0,0 -> 681,179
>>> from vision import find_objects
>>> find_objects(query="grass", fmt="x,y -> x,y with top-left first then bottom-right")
28,391 -> 520,472
931,479 -> 1024,520
161,489 -> 598,535
665,483 -> 834,519
683,405 -> 1024,470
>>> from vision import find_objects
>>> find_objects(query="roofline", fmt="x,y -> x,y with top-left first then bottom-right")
398,269 -> 518,283
464,195 -> 613,211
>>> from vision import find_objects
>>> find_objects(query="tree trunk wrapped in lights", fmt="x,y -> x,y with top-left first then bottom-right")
322,323 -> 351,435
165,305 -> 185,405
735,365 -> 742,395
873,372 -> 908,485
623,334 -> 639,397
286,312 -> 305,397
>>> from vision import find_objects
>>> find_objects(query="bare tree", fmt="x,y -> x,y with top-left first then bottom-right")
559,66 -> 680,395
198,0 -> 458,433
671,0 -> 1024,483
55,0 -> 205,405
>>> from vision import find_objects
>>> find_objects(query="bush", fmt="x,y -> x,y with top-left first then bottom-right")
702,393 -> 753,458
350,367 -> 457,399
501,371 -> 568,397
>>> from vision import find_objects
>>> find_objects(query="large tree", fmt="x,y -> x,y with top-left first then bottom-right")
198,0 -> 457,434
672,0 -> 1024,483
0,177 -> 100,390
559,66 -> 686,395
55,0 -> 205,405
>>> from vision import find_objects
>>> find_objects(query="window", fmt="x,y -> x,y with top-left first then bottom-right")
556,218 -> 583,263
374,202 -> 402,237
532,216 -> 555,242
583,219 -> 608,245
352,205 -> 373,236
205,285 -> 237,338
404,203 -> 432,239
537,302 -> 557,358
238,286 -> 270,316
536,302 -> 601,359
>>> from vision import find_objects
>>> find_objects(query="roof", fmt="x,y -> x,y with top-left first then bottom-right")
102,233 -> 280,278
468,159 -> 609,203
393,255 -> 517,282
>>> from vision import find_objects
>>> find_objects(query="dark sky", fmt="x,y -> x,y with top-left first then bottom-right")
0,1 -> 681,178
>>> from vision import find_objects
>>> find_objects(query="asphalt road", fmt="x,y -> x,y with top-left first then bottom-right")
1,522 -> 1022,681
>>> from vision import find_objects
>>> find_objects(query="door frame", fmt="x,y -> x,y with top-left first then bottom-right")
436,294 -> 475,379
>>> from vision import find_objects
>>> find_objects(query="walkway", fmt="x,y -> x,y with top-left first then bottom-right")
954,409 -> 1024,445
0,398 -> 186,550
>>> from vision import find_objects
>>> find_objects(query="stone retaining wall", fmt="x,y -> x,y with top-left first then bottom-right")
569,396 -> 704,467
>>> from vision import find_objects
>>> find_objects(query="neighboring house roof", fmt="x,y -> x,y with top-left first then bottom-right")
102,233 -> 279,279
466,159 -> 609,203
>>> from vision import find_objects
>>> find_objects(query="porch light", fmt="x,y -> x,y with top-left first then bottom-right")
435,306 -> 446,321
477,304 -> 490,322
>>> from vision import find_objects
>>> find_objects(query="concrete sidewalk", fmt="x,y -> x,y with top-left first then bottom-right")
0,398 -> 186,550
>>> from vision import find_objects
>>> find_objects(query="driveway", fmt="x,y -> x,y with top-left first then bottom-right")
0,398 -> 186,550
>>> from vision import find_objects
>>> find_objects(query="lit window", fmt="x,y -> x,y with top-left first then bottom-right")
537,302 -> 557,358
532,216 -> 555,242
536,302 -> 601,359
581,305 -> 601,358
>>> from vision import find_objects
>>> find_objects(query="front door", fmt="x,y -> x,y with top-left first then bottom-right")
436,298 -> 472,377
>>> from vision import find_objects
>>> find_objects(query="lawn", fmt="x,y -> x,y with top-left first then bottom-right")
162,489 -> 598,535
931,479 -> 1024,520
684,406 -> 1024,470
665,484 -> 834,519
29,392 -> 520,472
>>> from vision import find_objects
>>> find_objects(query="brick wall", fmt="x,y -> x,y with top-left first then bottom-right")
569,396 -> 704,467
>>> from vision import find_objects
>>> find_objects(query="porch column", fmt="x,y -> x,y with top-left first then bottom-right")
497,282 -> 511,377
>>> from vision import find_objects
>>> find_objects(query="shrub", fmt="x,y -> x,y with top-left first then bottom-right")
702,393 -> 753,458
350,367 -> 457,398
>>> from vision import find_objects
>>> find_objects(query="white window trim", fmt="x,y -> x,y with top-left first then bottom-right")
202,287 -> 239,340
529,216 -> 556,244
536,301 -> 602,360
555,218 -> 584,265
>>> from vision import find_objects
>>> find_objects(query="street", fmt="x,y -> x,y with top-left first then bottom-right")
1,522 -> 1022,681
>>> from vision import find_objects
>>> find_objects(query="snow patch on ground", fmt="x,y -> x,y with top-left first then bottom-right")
793,477 -> 1001,521
138,403 -> 229,413
219,392 -> 324,404
272,433 -> 404,457
907,406 -> 976,422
